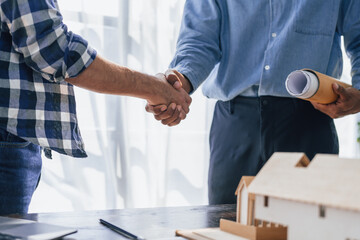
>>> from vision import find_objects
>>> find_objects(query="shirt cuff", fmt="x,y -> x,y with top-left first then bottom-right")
48,33 -> 97,83
65,45 -> 97,80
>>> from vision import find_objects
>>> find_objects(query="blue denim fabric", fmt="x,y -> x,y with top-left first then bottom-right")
0,128 -> 42,215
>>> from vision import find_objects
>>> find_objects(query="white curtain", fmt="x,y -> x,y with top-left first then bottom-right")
30,0 -> 214,212
29,0 -> 359,213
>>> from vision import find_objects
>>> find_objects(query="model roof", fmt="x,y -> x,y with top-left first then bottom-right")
235,176 -> 255,195
248,152 -> 360,212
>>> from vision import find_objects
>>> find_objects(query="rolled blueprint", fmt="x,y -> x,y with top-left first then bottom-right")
285,69 -> 351,104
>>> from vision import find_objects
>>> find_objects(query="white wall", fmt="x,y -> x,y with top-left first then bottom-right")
255,195 -> 360,240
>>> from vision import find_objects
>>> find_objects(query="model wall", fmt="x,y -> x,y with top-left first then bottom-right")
254,195 -> 360,240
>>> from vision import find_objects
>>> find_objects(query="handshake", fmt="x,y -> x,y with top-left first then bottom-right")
66,56 -> 192,126
145,69 -> 192,127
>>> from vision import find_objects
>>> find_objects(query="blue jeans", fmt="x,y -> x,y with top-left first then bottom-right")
0,128 -> 42,215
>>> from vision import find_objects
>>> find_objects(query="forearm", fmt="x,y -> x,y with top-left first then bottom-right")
66,56 -> 162,103
66,56 -> 191,111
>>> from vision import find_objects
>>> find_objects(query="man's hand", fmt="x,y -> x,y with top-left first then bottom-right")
311,83 -> 360,118
146,70 -> 193,127
165,69 -> 193,93
146,73 -> 192,126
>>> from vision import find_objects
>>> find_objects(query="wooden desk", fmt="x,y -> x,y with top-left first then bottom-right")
17,204 -> 236,239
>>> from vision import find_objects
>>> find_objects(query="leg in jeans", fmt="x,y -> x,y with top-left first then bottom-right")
0,128 -> 42,215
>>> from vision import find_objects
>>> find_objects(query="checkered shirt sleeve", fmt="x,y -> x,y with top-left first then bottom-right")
0,0 -> 97,157
0,0 -> 95,82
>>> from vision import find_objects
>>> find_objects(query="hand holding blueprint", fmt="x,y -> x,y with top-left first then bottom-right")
285,69 -> 351,104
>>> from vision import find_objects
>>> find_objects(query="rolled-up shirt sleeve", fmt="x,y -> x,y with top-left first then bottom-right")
1,0 -> 96,83
169,0 -> 222,93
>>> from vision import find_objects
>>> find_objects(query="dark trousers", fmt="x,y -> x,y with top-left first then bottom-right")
208,96 -> 339,204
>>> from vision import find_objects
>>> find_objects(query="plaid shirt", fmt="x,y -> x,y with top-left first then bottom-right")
0,0 -> 97,157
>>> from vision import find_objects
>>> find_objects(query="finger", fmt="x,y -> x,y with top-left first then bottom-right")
165,69 -> 182,89
155,103 -> 176,121
155,104 -> 176,121
164,106 -> 186,126
162,106 -> 181,125
173,70 -> 193,93
175,105 -> 187,120
145,104 -> 153,113
181,102 -> 190,114
155,111 -> 174,121
168,118 -> 182,127
186,94 -> 192,104
146,104 -> 167,115
311,101 -> 340,118
176,89 -> 190,113
172,70 -> 185,81
178,107 -> 187,120
332,83 -> 348,101
311,101 -> 321,110
161,109 -> 180,125
312,101 -> 331,111
166,70 -> 192,106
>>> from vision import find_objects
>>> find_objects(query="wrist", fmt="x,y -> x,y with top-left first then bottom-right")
145,75 -> 171,105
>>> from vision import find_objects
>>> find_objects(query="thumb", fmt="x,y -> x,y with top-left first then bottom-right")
145,104 -> 167,114
165,70 -> 182,90
333,83 -> 347,99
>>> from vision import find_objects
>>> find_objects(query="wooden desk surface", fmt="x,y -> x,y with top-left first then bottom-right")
17,204 -> 236,240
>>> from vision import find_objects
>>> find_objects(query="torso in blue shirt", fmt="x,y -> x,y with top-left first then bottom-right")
170,0 -> 360,101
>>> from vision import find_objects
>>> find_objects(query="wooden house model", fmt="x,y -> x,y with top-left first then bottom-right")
220,152 -> 360,240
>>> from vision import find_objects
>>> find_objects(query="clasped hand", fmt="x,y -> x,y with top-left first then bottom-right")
312,83 -> 360,118
146,70 -> 192,127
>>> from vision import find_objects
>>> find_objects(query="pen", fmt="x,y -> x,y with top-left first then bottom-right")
99,219 -> 146,240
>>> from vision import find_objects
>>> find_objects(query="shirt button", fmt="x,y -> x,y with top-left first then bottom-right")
265,65 -> 270,70
272,32 -> 277,38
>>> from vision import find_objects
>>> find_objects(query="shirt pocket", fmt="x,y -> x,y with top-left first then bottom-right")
294,0 -> 337,36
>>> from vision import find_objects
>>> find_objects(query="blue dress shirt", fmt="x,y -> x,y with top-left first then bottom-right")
170,0 -> 360,101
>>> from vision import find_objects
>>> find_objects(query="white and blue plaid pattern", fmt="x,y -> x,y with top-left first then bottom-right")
0,0 -> 97,157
